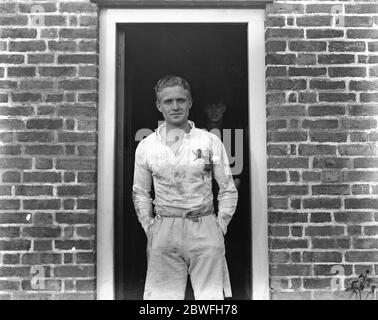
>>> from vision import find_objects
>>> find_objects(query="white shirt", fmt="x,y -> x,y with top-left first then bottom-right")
132,120 -> 238,233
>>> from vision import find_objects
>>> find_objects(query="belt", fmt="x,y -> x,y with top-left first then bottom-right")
154,202 -> 214,222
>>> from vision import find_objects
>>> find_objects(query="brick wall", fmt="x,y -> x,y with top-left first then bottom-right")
0,0 -> 98,299
266,0 -> 378,299
1,0 -> 378,300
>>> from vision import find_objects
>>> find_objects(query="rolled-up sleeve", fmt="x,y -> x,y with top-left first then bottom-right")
211,135 -> 238,234
132,139 -> 154,234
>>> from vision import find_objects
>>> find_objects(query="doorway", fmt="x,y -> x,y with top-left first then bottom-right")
115,23 -> 251,300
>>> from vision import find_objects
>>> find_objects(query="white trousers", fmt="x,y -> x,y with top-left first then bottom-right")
144,214 -> 231,300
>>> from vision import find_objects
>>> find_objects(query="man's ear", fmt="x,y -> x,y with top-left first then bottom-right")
188,100 -> 193,110
156,101 -> 162,112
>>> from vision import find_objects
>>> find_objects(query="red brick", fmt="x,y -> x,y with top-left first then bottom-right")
2,253 -> 20,265
0,158 -> 31,169
59,28 -> 97,39
302,120 -> 338,130
303,251 -> 342,263
303,278 -> 331,289
0,145 -> 21,155
364,226 -> 378,236
54,240 -> 93,250
269,185 -> 308,196
289,67 -> 326,77
58,133 -> 96,143
271,292 -> 311,300
310,212 -> 331,223
314,264 -> 353,276
308,105 -> 345,117
350,131 -> 368,142
268,157 -> 309,169
345,16 -> 373,28
27,54 -> 54,64
57,186 -> 95,197
79,65 -> 97,76
329,67 -> 366,78
297,16 -> 331,27
0,280 -> 19,291
23,172 -> 61,183
305,226 -> 345,237
0,16 -> 27,26
33,212 -> 53,225
266,41 -> 286,53
58,54 -> 97,64
298,144 -> 336,155
303,198 -> 341,209
12,93 -> 41,102
346,251 -> 378,262
0,28 -> 37,38
338,144 -> 377,156
15,186 -> 53,196
269,252 -> 289,264
0,2 -> 16,13
306,29 -> 343,39
23,200 -> 61,210
16,132 -> 54,143
343,170 -> 378,182
353,238 -> 378,249
76,226 -> 95,238
56,159 -> 95,170
0,240 -> 31,251
25,145 -> 63,155
312,184 -> 349,195
266,28 -> 304,39
290,41 -> 327,52
320,168 -> 343,182
34,240 -> 53,252
78,40 -> 97,52
39,66 -> 76,77
270,239 -> 308,249
352,184 -> 370,195
310,132 -> 347,143
268,131 -> 307,142
342,119 -> 376,130
329,41 -> 366,52
346,4 -> 378,14
77,199 -> 96,209
0,227 -> 20,238
269,212 -> 308,224
361,93 -> 378,103
310,80 -> 345,90
334,211 -> 373,223
26,119 -> 63,130
9,40 -> 46,52
347,29 -> 378,40
59,2 -> 97,13
271,264 -> 311,277
345,198 -> 378,209
303,171 -> 321,182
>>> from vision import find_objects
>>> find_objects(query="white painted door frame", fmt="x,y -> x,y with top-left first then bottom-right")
97,8 -> 269,300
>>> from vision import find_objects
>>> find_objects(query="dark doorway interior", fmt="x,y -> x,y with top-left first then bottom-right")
115,23 -> 251,300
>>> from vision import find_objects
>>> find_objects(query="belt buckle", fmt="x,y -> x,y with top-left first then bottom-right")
186,211 -> 199,222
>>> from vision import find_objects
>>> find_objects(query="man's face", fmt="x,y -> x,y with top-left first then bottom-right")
205,103 -> 226,123
156,86 -> 192,127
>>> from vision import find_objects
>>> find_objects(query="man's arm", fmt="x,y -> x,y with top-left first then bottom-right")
132,140 -> 154,234
211,135 -> 238,235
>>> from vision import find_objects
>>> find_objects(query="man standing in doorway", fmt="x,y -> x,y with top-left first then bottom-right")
132,75 -> 238,300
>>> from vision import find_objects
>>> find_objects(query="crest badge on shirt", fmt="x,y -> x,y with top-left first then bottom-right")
192,148 -> 213,172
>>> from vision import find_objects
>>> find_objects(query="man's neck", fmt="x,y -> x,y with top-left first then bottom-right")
165,121 -> 191,135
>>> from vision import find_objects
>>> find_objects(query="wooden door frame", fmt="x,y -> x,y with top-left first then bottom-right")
97,8 -> 268,300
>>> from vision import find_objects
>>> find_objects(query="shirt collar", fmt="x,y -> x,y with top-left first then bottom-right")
156,120 -> 196,141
